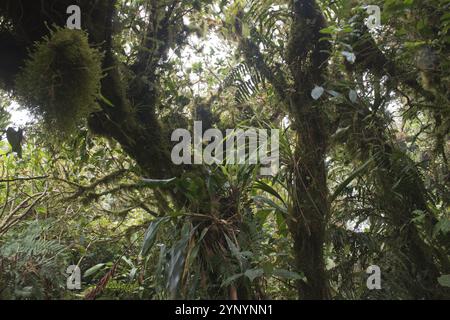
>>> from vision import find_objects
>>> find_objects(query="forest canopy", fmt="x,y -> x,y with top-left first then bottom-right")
0,0 -> 449,300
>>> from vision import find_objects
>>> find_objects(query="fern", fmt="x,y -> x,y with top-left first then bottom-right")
0,220 -> 69,299
222,62 -> 264,103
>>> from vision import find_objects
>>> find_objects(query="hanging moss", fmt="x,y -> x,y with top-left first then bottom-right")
15,27 -> 103,134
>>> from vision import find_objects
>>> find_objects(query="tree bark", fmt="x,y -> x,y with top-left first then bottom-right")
285,0 -> 332,300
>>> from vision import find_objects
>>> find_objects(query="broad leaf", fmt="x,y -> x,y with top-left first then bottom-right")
254,180 -> 286,206
84,263 -> 106,278
222,273 -> 244,287
311,86 -> 325,100
438,275 -> 450,288
141,217 -> 170,256
244,268 -> 264,282
273,269 -> 303,280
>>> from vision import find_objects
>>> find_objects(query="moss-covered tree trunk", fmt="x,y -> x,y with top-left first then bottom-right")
289,108 -> 331,300
284,0 -> 332,300
239,0 -> 333,299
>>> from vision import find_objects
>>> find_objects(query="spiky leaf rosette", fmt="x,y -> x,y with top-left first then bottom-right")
16,27 -> 103,134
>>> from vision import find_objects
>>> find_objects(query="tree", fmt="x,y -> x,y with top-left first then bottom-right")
0,0 -> 449,300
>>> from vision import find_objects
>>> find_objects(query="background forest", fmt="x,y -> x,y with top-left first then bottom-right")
0,0 -> 449,300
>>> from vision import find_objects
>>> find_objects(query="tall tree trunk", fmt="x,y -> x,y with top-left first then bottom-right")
284,0 -> 332,299
239,0 -> 333,299
288,108 -> 331,299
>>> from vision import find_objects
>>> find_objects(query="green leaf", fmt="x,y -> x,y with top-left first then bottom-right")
224,234 -> 241,258
167,229 -> 190,297
253,195 -> 288,216
433,219 -> 450,237
141,217 -> 170,256
330,157 -> 374,202
14,286 -> 33,298
244,268 -> 264,282
98,93 -> 115,108
320,26 -> 339,34
254,180 -> 286,206
121,256 -> 134,268
141,177 -> 176,187
331,126 -> 351,140
404,41 -> 427,49
437,275 -> 450,288
222,273 -> 244,287
0,141 -> 11,155
262,263 -> 274,276
84,263 -> 106,277
255,209 -> 272,224
273,269 -> 303,280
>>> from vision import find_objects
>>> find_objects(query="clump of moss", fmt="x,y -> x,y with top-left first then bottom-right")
16,27 -> 103,134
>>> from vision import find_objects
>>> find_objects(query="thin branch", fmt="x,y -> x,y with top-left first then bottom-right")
0,175 -> 49,183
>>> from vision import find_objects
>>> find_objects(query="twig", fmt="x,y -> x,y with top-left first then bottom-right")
0,175 -> 49,183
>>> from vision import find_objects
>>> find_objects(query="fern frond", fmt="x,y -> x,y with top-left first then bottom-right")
222,62 -> 264,103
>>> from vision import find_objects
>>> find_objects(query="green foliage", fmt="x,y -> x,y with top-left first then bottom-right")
1,0 -> 449,301
438,275 -> 450,288
141,217 -> 170,256
222,62 -> 263,103
0,220 -> 69,299
0,94 -> 11,130
15,28 -> 103,135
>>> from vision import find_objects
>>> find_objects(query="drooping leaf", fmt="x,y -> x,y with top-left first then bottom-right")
331,125 -> 351,140
224,234 -> 241,259
254,180 -> 286,206
141,178 -> 176,188
167,223 -> 191,297
141,217 -> 170,256
244,268 -> 264,282
253,195 -> 288,216
330,156 -> 375,202
222,273 -> 244,287
84,263 -> 106,278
